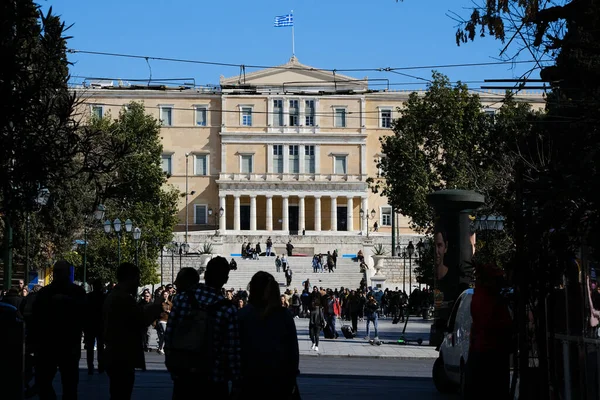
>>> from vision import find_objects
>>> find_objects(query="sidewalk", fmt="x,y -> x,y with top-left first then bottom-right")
142,314 -> 438,360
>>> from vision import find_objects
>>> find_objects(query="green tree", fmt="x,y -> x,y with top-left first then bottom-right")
368,72 -> 496,232
73,102 -> 180,285
0,1 -> 85,288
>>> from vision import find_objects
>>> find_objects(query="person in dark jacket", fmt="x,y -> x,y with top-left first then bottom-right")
308,287 -> 325,351
286,241 -> 294,256
238,271 -> 299,397
103,263 -> 162,400
31,261 -> 87,400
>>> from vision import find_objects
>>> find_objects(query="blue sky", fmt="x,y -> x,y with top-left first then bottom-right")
43,0 -> 543,89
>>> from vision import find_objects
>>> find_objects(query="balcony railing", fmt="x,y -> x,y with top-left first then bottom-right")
218,173 -> 365,182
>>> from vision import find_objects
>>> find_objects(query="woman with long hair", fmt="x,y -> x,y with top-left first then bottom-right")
238,271 -> 300,398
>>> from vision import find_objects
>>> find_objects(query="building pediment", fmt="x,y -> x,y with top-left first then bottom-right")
220,56 -> 368,92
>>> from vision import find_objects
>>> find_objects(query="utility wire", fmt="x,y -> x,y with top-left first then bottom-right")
68,49 -> 552,73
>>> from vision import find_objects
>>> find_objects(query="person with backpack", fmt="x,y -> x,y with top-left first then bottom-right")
165,256 -> 241,399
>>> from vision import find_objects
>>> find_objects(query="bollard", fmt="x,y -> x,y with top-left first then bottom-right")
0,302 -> 25,400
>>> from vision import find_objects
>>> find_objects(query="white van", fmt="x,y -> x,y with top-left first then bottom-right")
432,288 -> 473,395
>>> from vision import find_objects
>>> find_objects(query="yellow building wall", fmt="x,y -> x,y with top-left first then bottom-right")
225,144 -> 267,174
223,96 -> 268,129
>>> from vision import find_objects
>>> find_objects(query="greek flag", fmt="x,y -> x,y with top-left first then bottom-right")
274,13 -> 293,27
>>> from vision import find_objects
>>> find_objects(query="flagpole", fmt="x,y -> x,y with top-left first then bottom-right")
291,10 -> 295,57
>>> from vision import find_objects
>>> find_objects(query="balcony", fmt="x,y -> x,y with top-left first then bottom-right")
218,173 -> 366,183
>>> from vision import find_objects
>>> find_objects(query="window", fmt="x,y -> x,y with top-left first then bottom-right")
289,100 -> 299,126
160,106 -> 173,126
305,100 -> 315,126
334,108 -> 346,127
241,107 -> 253,126
194,204 -> 208,225
195,154 -> 208,175
381,206 -> 392,226
334,155 -> 347,174
273,99 -> 283,127
241,154 -> 253,173
161,155 -> 172,174
380,109 -> 392,128
304,145 -> 315,173
289,145 -> 299,173
195,106 -> 207,126
91,105 -> 103,119
273,145 -> 283,173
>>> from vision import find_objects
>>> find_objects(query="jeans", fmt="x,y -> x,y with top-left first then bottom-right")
309,324 -> 321,346
266,247 -> 272,256
366,316 -> 379,338
36,353 -> 80,400
157,321 -> 167,350
327,315 -> 338,337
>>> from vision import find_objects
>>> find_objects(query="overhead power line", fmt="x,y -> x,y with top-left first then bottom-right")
68,49 -> 552,73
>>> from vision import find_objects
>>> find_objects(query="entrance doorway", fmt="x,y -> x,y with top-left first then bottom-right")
289,205 -> 299,234
337,207 -> 347,231
240,205 -> 250,230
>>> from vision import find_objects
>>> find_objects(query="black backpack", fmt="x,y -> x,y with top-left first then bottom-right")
165,291 -> 229,373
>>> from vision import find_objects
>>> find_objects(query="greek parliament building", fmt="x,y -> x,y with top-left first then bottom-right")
76,57 -> 545,255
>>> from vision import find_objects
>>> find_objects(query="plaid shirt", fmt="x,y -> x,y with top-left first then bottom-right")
165,283 -> 241,385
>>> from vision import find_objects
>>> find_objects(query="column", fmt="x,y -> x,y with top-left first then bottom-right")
361,197 -> 368,234
219,195 -> 226,232
221,143 -> 227,173
283,145 -> 289,173
331,196 -> 337,231
266,195 -> 273,231
360,144 -> 367,176
234,195 -> 241,231
250,195 -> 257,231
314,196 -> 322,232
347,196 -> 354,232
298,196 -> 306,232
282,196 -> 289,232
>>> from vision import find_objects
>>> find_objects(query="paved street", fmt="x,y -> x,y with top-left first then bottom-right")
39,358 -> 456,400
33,313 -> 444,399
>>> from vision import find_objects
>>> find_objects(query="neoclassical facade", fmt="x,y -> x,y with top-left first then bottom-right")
77,57 -> 546,239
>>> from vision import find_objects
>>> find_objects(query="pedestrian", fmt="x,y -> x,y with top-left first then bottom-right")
275,255 -> 282,272
281,255 -> 289,272
103,263 -> 162,400
84,279 -> 107,375
266,237 -> 273,256
364,294 -> 379,341
285,267 -> 293,287
308,287 -> 325,352
31,261 -> 87,400
286,240 -> 294,256
156,290 -> 172,355
237,271 -> 299,398
165,256 -> 242,399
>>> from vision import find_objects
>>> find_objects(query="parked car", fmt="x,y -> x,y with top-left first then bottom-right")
432,288 -> 473,395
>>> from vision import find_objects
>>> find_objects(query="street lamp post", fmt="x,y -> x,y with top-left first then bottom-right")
407,240 -> 415,294
402,250 -> 407,294
104,217 -> 133,266
83,204 -> 105,288
133,227 -> 141,268
185,152 -> 190,244
416,238 -> 425,290
208,207 -> 225,233
359,208 -> 377,238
